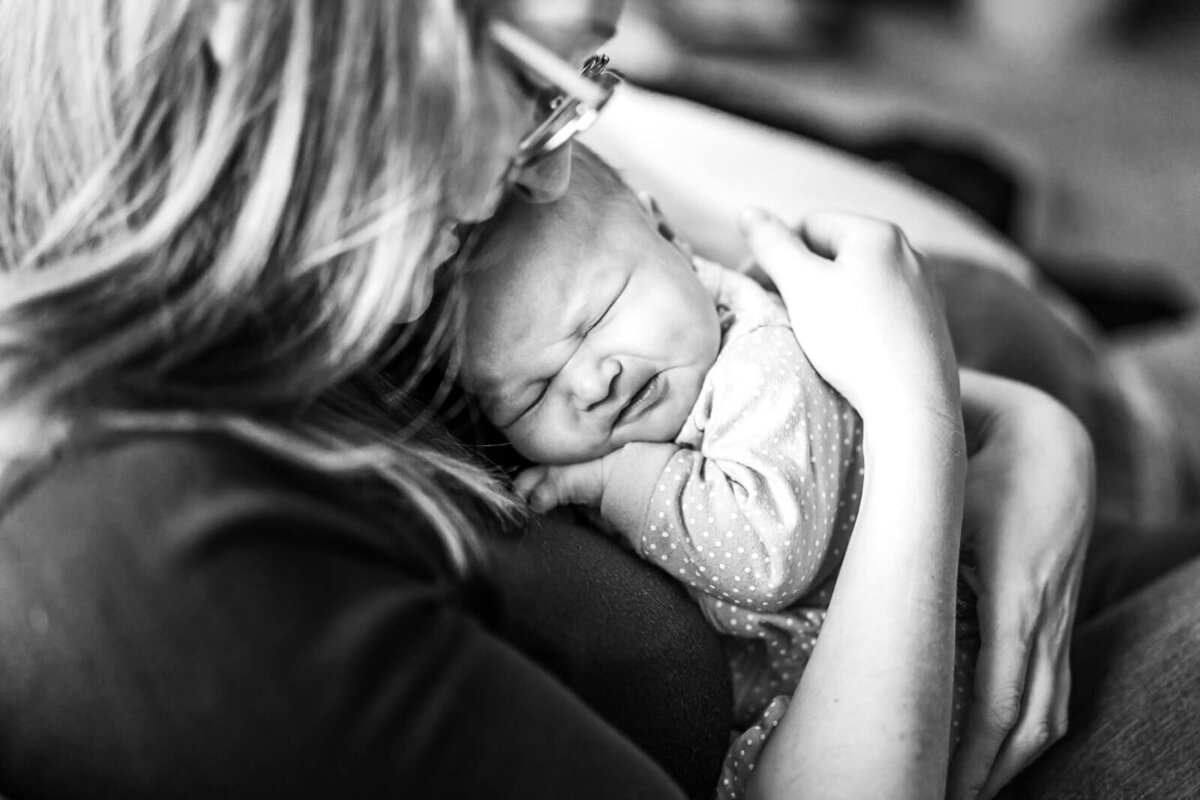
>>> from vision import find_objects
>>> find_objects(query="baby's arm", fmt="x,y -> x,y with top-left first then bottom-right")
610,327 -> 858,610
522,324 -> 859,611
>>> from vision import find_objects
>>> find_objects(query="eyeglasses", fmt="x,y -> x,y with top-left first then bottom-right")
432,20 -> 621,268
488,20 -> 621,168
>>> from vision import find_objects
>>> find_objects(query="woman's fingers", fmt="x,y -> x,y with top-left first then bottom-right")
798,209 -> 901,262
948,617 -> 1031,800
948,573 -> 1076,800
948,573 -> 1075,799
737,207 -> 830,288
977,639 -> 1070,800
952,374 -> 1092,799
738,207 -> 900,280
738,207 -> 958,420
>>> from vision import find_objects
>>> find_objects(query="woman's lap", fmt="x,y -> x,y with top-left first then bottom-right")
1004,548 -> 1200,798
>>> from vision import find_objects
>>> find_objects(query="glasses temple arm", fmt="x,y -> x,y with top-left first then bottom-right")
487,19 -> 611,110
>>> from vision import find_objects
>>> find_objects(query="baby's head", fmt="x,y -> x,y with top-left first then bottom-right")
459,147 -> 720,464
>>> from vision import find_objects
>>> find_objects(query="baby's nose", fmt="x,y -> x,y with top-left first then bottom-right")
572,356 -> 620,410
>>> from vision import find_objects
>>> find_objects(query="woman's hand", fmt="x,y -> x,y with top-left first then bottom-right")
739,209 -> 960,426
949,369 -> 1095,800
741,209 -> 967,799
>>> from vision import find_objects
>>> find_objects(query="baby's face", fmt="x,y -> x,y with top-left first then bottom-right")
462,198 -> 720,464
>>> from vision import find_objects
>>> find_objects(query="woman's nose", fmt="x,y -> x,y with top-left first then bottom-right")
511,144 -> 573,203
569,354 -> 620,410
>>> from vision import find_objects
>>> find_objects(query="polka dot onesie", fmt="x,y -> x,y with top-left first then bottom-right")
599,259 -> 978,800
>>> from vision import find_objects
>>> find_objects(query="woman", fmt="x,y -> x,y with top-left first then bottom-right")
0,2 -> 1173,798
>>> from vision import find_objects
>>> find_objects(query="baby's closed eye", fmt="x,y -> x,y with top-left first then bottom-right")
578,277 -> 627,338
490,380 -> 549,430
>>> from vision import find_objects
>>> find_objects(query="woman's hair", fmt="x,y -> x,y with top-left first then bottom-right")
0,0 -> 525,568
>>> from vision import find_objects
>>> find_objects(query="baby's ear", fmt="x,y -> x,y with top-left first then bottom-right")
635,190 -> 674,239
636,190 -> 695,260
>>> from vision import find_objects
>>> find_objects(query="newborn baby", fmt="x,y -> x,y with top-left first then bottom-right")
457,145 -> 976,798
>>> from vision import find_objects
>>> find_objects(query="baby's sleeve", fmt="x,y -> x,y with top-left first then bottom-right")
601,325 -> 862,612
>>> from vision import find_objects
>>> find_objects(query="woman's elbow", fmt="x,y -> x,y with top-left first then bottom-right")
1029,385 -> 1096,475
1010,381 -> 1098,513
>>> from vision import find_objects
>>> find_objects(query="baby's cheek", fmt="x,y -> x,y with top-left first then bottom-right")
658,388 -> 699,442
505,419 -> 548,463
508,413 -> 579,464
528,420 -> 619,465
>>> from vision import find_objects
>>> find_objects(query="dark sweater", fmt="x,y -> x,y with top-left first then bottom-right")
0,434 -> 730,799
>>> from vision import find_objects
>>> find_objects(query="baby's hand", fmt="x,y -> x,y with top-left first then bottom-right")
514,454 -> 618,513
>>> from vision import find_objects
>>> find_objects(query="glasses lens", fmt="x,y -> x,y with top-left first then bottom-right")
438,30 -> 621,267
515,58 -> 619,167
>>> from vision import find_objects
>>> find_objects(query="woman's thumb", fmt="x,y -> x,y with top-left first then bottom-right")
738,207 -> 826,285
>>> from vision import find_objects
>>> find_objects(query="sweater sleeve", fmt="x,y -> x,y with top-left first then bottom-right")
0,437 -> 690,800
602,325 -> 863,612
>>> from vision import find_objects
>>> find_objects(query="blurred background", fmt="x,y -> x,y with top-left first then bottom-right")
604,0 -> 1200,330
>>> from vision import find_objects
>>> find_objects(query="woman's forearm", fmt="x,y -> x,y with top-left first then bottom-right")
584,85 -> 1036,283
749,412 -> 967,800
733,210 -> 969,798
946,368 -> 1093,799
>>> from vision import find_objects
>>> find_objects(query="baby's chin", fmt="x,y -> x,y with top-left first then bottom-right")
599,395 -> 695,456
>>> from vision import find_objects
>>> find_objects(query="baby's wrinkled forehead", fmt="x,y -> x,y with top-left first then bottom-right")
458,256 -> 558,407
459,271 -> 524,377
459,198 -> 600,349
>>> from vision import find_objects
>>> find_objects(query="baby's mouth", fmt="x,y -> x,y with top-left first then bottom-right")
615,373 -> 665,428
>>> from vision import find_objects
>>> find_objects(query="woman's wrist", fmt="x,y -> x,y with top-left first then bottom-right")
853,355 -> 963,441
862,399 -> 967,471
750,391 -> 966,799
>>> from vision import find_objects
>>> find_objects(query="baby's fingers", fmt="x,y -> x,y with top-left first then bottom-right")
513,467 -> 551,509
515,465 -> 596,513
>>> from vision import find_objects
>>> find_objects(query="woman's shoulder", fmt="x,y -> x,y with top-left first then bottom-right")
0,431 -> 489,797
1,431 -> 456,597
11,429 -> 360,506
